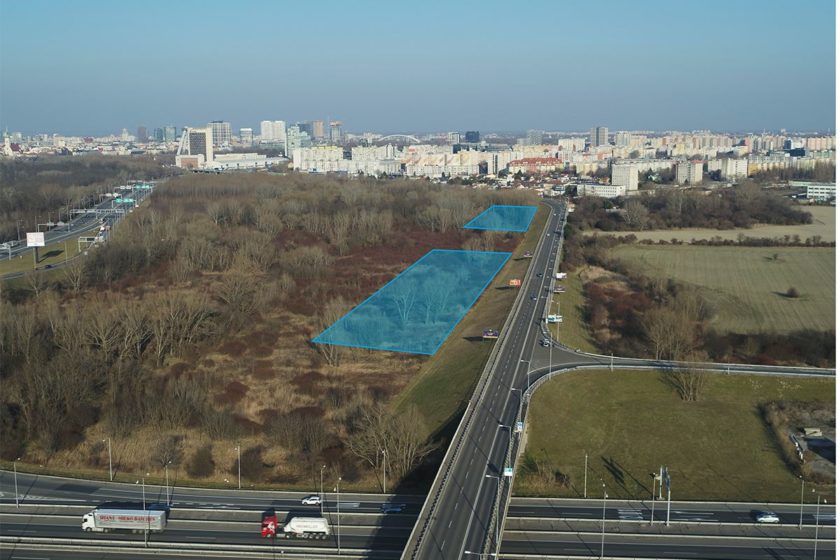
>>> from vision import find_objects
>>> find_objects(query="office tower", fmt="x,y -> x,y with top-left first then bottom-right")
239,128 -> 253,146
329,121 -> 343,143
120,128 -> 130,141
464,130 -> 480,143
153,128 -> 164,142
589,126 -> 608,147
209,121 -> 232,147
286,125 -> 312,154
448,132 -> 461,144
176,127 -> 214,167
526,129 -> 544,145
312,120 -> 326,139
163,125 -> 177,142
298,122 -> 314,136
136,126 -> 148,142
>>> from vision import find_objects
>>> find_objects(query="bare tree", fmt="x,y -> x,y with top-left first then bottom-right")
666,364 -> 707,402
317,297 -> 350,367
624,200 -> 650,229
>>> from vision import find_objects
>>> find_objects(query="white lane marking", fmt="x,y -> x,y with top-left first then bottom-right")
618,508 -> 644,520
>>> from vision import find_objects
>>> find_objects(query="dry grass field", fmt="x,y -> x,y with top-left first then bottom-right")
608,245 -> 836,333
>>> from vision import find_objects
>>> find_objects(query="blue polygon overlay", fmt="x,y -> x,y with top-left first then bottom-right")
312,249 -> 511,355
464,205 -> 537,232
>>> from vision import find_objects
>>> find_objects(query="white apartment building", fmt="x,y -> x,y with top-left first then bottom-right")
611,163 -> 638,191
797,182 -> 836,201
292,146 -> 344,171
676,161 -> 704,184
707,158 -> 748,179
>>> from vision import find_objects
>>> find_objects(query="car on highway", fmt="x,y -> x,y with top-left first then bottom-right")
536,272 -> 542,277
301,495 -> 322,506
530,294 -> 537,301
541,339 -> 551,347
381,503 -> 406,513
754,511 -> 780,523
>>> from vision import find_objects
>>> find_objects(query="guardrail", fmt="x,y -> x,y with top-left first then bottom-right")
401,202 -> 555,559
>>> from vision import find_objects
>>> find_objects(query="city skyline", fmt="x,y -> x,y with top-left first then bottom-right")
0,0 -> 836,135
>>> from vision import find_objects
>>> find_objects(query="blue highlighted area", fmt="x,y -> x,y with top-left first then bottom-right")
464,205 -> 537,232
313,249 -> 511,355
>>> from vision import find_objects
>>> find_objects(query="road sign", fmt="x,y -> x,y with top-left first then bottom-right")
26,232 -> 45,247
503,467 -> 514,477
515,421 -> 523,433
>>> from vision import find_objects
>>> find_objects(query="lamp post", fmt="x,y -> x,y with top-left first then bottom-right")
164,461 -> 172,506
584,452 -> 588,499
102,436 -> 114,482
320,465 -> 326,515
136,473 -> 149,547
485,473 -> 502,554
336,476 -> 342,556
381,449 -> 388,494
235,445 -> 241,489
813,491 -> 826,560
13,457 -> 21,509
799,476 -> 805,530
600,484 -> 608,559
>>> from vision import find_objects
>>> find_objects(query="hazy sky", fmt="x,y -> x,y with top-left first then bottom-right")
1,0 -> 835,135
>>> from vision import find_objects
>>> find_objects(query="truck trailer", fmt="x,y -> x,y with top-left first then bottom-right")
82,508 -> 167,533
263,514 -> 331,539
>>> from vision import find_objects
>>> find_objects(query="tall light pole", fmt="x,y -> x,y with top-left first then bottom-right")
381,449 -> 388,494
164,460 -> 172,506
600,484 -> 608,559
13,457 -> 20,509
320,465 -> 326,515
799,476 -> 805,530
813,490 -> 825,560
104,438 -> 112,481
583,452 -> 588,499
336,476 -> 342,556
485,473 -> 502,554
235,445 -> 241,489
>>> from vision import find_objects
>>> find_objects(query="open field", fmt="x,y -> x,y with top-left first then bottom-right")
516,369 -> 836,502
593,206 -> 836,243
548,272 -> 598,353
0,227 -> 100,276
609,245 -> 835,333
393,204 -> 549,439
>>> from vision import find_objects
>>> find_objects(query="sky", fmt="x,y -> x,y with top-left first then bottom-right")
0,0 -> 836,136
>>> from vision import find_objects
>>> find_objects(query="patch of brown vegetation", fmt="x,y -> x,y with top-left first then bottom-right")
219,339 -> 247,357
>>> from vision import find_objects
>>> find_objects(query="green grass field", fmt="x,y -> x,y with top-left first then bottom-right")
516,369 -> 835,502
593,206 -> 836,243
393,204 -> 549,438
609,245 -> 835,333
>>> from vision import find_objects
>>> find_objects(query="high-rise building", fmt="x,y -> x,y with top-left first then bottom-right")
464,130 -> 480,143
136,126 -> 148,142
164,125 -> 177,142
329,121 -> 343,143
676,161 -> 704,184
447,132 -> 461,144
176,127 -> 213,168
286,125 -> 312,154
614,131 -> 632,147
209,121 -> 232,147
589,126 -> 608,147
611,163 -> 638,191
526,129 -> 544,145
260,120 -> 275,141
312,120 -> 326,140
153,128 -> 164,142
239,128 -> 253,146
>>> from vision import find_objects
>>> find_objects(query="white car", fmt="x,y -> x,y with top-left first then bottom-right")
301,495 -> 322,506
754,511 -> 780,524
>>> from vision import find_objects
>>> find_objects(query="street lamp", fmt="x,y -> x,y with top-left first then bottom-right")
103,438 -> 113,481
381,449 -> 388,494
485,473 -> 502,554
799,475 -> 805,530
813,490 -> 826,560
335,476 -> 342,556
13,457 -> 21,508
136,473 -> 150,547
235,445 -> 241,490
600,484 -> 608,559
164,460 -> 172,506
320,465 -> 327,515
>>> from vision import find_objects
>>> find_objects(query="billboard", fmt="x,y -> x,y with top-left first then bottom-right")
26,232 -> 45,247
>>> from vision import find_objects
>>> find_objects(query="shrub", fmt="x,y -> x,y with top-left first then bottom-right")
786,287 -> 800,298
186,444 -> 215,478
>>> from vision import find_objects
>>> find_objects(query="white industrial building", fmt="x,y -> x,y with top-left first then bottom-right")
577,183 -> 627,198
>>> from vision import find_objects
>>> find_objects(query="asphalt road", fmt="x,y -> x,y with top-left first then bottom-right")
404,199 -> 569,558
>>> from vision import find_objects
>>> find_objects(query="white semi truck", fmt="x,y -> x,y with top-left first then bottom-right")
82,508 -> 167,533
263,513 -> 330,539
